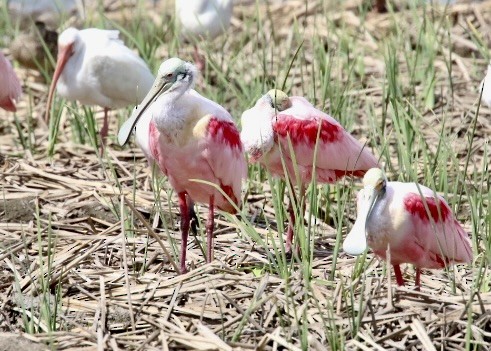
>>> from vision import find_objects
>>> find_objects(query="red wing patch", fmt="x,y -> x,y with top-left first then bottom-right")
273,115 -> 342,145
207,117 -> 242,150
404,194 -> 451,223
0,97 -> 16,112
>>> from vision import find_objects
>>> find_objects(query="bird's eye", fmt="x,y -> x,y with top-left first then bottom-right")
165,73 -> 173,79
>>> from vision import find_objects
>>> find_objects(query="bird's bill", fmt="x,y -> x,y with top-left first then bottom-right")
45,43 -> 73,122
118,77 -> 172,146
343,187 -> 378,256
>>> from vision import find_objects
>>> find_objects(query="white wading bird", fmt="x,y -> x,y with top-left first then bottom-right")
7,0 -> 85,29
175,0 -> 233,70
240,89 -> 379,253
118,57 -> 246,274
480,63 -> 491,108
343,168 -> 472,288
45,27 -> 155,148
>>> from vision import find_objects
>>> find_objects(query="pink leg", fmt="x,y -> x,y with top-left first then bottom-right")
393,264 -> 405,286
193,45 -> 205,72
178,192 -> 191,274
98,107 -> 110,155
100,107 -> 110,146
285,184 -> 306,254
415,268 -> 421,290
206,196 -> 215,263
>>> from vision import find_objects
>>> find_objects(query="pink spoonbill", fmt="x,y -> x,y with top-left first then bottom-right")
118,57 -> 246,274
240,89 -> 379,252
343,168 -> 472,288
0,51 -> 22,112
45,27 -> 155,147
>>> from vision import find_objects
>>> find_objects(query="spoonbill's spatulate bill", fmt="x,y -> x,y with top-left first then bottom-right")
240,89 -> 379,252
118,57 -> 247,274
0,51 -> 22,112
45,27 -> 154,147
343,168 -> 472,287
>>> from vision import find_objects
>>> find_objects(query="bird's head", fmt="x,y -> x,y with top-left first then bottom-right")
58,27 -> 79,54
155,57 -> 197,94
45,27 -> 80,123
343,168 -> 387,256
118,57 -> 197,146
362,168 -> 387,192
264,89 -> 291,112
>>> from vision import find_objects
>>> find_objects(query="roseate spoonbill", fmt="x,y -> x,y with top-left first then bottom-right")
343,168 -> 472,288
10,21 -> 58,75
118,57 -> 246,274
240,89 -> 379,252
45,27 -> 155,147
175,0 -> 233,70
0,52 -> 22,112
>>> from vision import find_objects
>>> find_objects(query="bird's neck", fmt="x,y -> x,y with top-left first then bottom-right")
366,187 -> 389,230
152,89 -> 194,134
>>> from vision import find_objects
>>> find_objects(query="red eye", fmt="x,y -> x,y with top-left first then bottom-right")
166,73 -> 173,78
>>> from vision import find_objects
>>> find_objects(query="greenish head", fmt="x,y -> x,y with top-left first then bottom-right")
265,89 -> 291,112
362,168 -> 387,191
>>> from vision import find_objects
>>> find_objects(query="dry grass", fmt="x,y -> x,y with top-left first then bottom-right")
0,0 -> 490,350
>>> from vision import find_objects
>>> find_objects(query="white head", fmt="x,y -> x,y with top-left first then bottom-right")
58,27 -> 80,48
343,168 -> 387,255
118,57 -> 197,146
45,27 -> 81,122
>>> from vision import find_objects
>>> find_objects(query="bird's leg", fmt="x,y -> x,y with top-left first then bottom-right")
393,264 -> 405,286
178,192 -> 191,274
193,45 -> 206,73
99,107 -> 110,152
285,183 -> 305,254
206,195 -> 215,263
285,199 -> 295,254
415,268 -> 421,290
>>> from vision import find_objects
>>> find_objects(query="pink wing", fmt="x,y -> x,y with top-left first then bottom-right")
273,96 -> 378,182
403,193 -> 472,268
204,116 -> 247,213
0,52 -> 22,112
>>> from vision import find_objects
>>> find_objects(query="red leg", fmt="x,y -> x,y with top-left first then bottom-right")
415,268 -> 421,290
178,192 -> 190,274
206,196 -> 215,263
393,264 -> 405,286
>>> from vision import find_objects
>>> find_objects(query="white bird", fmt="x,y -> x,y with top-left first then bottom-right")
45,27 -> 155,148
7,0 -> 85,29
175,0 -> 233,70
118,57 -> 246,274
